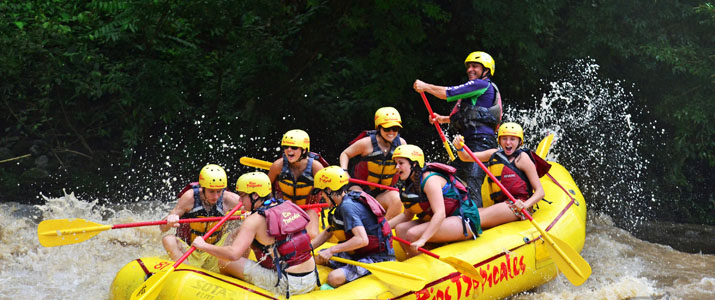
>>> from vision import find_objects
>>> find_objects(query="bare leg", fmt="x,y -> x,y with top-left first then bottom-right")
162,235 -> 186,261
327,269 -> 347,287
478,202 -> 519,229
217,257 -> 250,280
395,220 -> 423,258
376,190 -> 403,220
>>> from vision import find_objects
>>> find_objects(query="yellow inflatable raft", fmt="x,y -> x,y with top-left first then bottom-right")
110,159 -> 586,300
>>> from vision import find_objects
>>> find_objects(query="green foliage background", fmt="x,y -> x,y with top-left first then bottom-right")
1,1 -> 713,224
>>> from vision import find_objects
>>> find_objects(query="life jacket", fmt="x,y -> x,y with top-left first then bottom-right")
349,130 -> 402,189
327,191 -> 393,257
276,152 -> 326,205
251,199 -> 316,294
400,163 -> 478,237
176,182 -> 225,245
449,81 -> 503,133
485,148 -> 551,204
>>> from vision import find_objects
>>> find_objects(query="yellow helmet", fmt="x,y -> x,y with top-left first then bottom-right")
464,51 -> 495,76
235,172 -> 272,197
314,166 -> 350,192
498,122 -> 524,146
281,129 -> 310,152
392,144 -> 425,168
374,107 -> 403,129
198,164 -> 227,189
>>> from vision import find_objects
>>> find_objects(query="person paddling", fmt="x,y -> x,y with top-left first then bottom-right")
413,51 -> 502,207
267,129 -> 326,239
193,172 -> 318,298
452,122 -> 546,228
310,166 -> 395,289
160,164 -> 241,272
388,145 -> 482,258
339,107 -> 406,219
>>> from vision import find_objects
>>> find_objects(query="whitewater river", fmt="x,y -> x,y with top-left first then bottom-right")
1,195 -> 712,300
2,60 -> 712,299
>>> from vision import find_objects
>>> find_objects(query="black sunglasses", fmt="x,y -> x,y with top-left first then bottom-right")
381,126 -> 400,132
283,146 -> 300,150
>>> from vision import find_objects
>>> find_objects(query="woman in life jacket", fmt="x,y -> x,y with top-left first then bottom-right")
339,107 -> 406,220
193,172 -> 318,298
452,122 -> 545,228
267,129 -> 325,239
160,164 -> 241,272
388,145 -> 482,258
310,166 -> 395,289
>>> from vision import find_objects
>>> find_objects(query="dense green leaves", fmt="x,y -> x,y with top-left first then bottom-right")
0,1 -> 712,223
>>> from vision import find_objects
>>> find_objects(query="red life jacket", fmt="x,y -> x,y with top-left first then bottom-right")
486,149 -> 551,203
328,191 -> 393,257
251,200 -> 313,272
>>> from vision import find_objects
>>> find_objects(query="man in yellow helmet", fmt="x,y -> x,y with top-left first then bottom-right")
339,107 -> 406,219
160,164 -> 241,272
412,51 -> 502,207
310,166 -> 394,289
193,172 -> 318,298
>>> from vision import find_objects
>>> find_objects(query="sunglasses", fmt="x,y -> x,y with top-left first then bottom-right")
283,146 -> 301,150
381,126 -> 400,133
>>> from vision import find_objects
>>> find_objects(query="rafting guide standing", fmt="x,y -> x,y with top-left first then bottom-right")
160,164 -> 241,272
413,51 -> 502,208
310,166 -> 395,289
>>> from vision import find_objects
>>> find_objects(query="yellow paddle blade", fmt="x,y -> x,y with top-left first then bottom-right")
329,256 -> 428,291
533,222 -> 591,286
37,218 -> 111,247
535,134 -> 555,159
239,156 -> 271,170
130,266 -> 175,300
439,256 -> 480,280
442,140 -> 456,161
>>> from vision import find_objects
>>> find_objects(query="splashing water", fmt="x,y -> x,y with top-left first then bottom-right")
503,59 -> 661,230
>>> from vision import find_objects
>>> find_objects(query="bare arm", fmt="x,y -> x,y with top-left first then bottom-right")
267,158 -> 283,185
192,213 -> 260,261
414,174 -> 448,247
452,135 -> 497,162
221,191 -> 242,213
160,191 -> 194,232
413,79 -> 448,100
339,138 -> 370,170
388,209 -> 414,229
515,152 -> 545,208
320,226 -> 369,260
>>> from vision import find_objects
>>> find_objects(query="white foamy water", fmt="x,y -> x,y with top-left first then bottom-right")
2,195 -> 712,300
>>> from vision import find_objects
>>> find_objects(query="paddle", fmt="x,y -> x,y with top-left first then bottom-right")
38,215 -> 244,247
392,236 -> 480,280
130,202 -> 250,300
420,92 -> 456,161
38,203 -> 328,248
535,133 -> 555,159
239,156 -> 399,191
459,144 -> 591,286
327,255 -> 428,291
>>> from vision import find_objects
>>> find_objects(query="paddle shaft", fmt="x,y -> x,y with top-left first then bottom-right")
420,92 -> 456,161
240,157 -> 398,191
392,236 -> 440,259
460,144 -> 588,279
